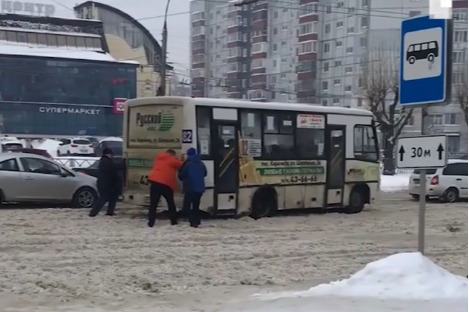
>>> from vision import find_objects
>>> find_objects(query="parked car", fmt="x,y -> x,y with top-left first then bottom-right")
82,136 -> 100,152
408,159 -> 468,203
57,138 -> 94,156
0,153 -> 98,208
1,136 -> 23,152
94,137 -> 123,157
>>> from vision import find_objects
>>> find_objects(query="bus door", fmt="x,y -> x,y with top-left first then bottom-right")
213,120 -> 239,214
326,125 -> 346,206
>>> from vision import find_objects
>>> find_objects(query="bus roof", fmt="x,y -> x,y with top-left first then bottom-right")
126,96 -> 374,117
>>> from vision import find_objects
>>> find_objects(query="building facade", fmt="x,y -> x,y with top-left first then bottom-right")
190,0 -> 318,103
74,1 -> 172,98
0,14 -> 137,137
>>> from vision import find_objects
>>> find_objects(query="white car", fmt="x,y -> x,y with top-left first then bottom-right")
57,138 -> 94,156
408,159 -> 468,203
0,153 -> 98,208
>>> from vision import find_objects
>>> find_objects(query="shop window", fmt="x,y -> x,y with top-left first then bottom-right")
196,107 -> 211,157
263,112 -> 295,159
354,125 -> 378,161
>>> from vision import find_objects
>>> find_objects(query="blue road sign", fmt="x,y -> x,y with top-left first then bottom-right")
399,15 -> 451,107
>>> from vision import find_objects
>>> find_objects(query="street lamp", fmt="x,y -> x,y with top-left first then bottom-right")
158,0 -> 171,96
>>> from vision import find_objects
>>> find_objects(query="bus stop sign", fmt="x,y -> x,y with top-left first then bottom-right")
399,15 -> 452,107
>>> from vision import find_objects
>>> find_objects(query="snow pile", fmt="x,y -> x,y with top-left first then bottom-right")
31,139 -> 62,158
380,174 -> 410,192
254,252 -> 468,301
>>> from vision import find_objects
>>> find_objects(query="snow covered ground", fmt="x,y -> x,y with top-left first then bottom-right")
380,174 -> 410,192
0,192 -> 466,311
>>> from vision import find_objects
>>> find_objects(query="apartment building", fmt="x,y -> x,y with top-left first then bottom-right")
190,0 -> 319,103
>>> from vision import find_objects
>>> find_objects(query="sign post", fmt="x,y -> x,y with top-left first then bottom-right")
396,135 -> 448,254
399,15 -> 452,255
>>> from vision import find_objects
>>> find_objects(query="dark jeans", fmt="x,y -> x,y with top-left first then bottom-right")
89,190 -> 117,217
183,192 -> 203,227
149,182 -> 177,227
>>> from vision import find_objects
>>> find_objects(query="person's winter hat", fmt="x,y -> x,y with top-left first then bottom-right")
187,147 -> 197,156
103,147 -> 113,155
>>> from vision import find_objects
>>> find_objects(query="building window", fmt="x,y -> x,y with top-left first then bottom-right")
333,98 -> 340,105
447,137 -> 461,154
454,31 -> 468,43
323,62 -> 329,72
345,66 -> 353,74
322,81 -> 328,91
409,10 -> 421,17
354,125 -> 378,161
357,98 -> 363,107
272,43 -> 278,52
347,27 -> 355,33
346,47 -> 354,53
361,17 -> 368,28
336,21 -> 344,28
325,24 -> 331,34
345,85 -> 352,92
430,114 -> 443,125
196,107 -> 211,157
299,22 -> 318,35
335,40 -> 343,47
299,3 -> 318,16
323,42 -> 330,53
362,0 -> 369,7
334,79 -> 341,85
251,58 -> 265,69
299,41 -> 317,54
445,113 -> 457,124
334,60 -> 342,66
263,112 -> 295,159
273,27 -> 278,35
360,37 -> 367,47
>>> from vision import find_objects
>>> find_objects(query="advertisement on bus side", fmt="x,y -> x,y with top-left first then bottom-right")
127,104 -> 183,149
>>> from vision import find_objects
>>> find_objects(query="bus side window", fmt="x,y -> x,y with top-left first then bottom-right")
354,125 -> 378,162
196,107 -> 211,157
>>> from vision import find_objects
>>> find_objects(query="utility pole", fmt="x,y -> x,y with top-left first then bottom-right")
159,0 -> 171,96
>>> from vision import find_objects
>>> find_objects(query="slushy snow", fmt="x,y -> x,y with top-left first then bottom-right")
254,252 -> 468,301
380,174 -> 410,192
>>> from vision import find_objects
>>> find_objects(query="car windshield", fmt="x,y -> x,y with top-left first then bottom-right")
73,139 -> 90,145
413,169 -> 437,175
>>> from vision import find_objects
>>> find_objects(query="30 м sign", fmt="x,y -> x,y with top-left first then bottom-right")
396,135 -> 447,169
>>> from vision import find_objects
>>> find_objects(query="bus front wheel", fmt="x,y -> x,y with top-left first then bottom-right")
346,187 -> 366,214
427,53 -> 435,62
250,188 -> 277,220
408,56 -> 416,64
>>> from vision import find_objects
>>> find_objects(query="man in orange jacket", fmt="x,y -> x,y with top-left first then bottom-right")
147,149 -> 183,227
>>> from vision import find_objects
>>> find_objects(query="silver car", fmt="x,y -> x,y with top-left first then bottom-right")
0,153 -> 98,208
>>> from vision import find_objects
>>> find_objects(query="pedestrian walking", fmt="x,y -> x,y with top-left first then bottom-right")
147,149 -> 183,227
178,147 -> 207,228
89,148 -> 119,217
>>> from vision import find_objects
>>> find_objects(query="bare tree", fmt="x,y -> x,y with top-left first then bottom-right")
362,48 -> 413,175
454,64 -> 468,124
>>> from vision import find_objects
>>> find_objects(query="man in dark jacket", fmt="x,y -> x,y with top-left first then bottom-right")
178,147 -> 207,228
89,148 -> 120,217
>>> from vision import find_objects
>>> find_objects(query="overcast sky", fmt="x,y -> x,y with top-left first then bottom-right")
52,0 -> 190,77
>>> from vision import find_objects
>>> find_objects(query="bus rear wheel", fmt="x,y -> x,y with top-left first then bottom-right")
250,188 -> 277,220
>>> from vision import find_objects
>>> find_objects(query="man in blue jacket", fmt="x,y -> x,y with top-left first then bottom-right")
178,147 -> 207,228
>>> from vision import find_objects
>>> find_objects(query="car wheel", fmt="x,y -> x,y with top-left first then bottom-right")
411,194 -> 419,200
72,187 -> 97,208
443,187 -> 459,203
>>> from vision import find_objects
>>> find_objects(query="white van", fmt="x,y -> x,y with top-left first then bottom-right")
408,160 -> 468,202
